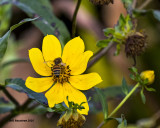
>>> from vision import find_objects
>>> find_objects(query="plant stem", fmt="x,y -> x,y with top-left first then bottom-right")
97,83 -> 140,128
87,42 -> 113,69
0,85 -> 20,107
0,98 -> 33,127
72,0 -> 82,38
138,0 -> 153,9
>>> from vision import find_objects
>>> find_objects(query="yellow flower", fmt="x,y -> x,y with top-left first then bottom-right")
140,70 -> 155,85
25,35 -> 102,115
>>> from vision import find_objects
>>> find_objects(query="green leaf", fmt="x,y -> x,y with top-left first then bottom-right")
95,87 -> 108,120
122,77 -> 129,95
118,120 -> 127,128
145,86 -> 156,92
114,44 -> 121,56
152,10 -> 160,22
0,18 -> 37,62
29,105 -> 47,115
96,39 -> 111,47
5,78 -> 48,106
140,88 -> 146,104
103,28 -> 115,36
0,0 -> 70,46
121,0 -> 133,12
129,67 -> 138,74
0,98 -> 15,113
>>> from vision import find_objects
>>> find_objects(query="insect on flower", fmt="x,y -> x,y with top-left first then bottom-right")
25,35 -> 102,115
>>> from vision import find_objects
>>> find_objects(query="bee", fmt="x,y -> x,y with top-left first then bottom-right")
51,57 -> 62,77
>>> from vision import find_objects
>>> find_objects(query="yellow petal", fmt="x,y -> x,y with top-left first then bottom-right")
63,82 -> 89,115
42,35 -> 62,62
29,48 -> 52,76
70,51 -> 93,75
69,73 -> 102,90
25,77 -> 53,93
62,37 -> 92,75
45,83 -> 64,108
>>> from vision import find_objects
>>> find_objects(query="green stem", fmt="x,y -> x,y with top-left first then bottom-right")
72,0 -> 82,38
0,85 -> 20,107
108,83 -> 140,117
97,83 -> 140,128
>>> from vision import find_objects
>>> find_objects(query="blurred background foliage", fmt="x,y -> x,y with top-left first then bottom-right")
0,0 -> 160,128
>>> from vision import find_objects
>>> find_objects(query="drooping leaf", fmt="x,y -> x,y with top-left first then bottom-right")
121,77 -> 129,95
140,88 -> 146,104
0,17 -> 37,62
0,97 -> 15,113
5,78 -> 48,106
145,86 -> 156,92
95,87 -> 108,120
0,0 -> 70,47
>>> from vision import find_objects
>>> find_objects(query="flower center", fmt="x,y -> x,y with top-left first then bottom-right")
51,58 -> 71,84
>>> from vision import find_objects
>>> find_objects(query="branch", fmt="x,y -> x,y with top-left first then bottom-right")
87,42 -> 114,69
72,0 -> 82,38
138,0 -> 153,10
0,85 -> 20,107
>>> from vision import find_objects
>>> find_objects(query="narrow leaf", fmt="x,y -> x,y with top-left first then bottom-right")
0,17 -> 38,62
96,39 -> 111,47
95,87 -> 108,120
140,88 -> 146,104
121,77 -> 129,95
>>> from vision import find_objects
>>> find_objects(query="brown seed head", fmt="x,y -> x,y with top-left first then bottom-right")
89,0 -> 114,5
125,32 -> 147,58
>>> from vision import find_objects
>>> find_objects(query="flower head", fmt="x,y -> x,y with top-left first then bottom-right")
25,35 -> 102,115
140,70 -> 155,85
57,110 -> 86,128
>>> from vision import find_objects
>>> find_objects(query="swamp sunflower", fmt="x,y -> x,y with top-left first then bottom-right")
25,35 -> 102,115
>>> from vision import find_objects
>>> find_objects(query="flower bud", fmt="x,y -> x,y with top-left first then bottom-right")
57,110 -> 86,128
89,0 -> 114,5
140,70 -> 155,85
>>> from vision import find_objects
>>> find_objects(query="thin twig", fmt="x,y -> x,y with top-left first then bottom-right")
87,42 -> 114,69
132,0 -> 137,9
97,121 -> 105,128
72,0 -> 82,38
137,0 -> 153,10
0,85 -> 20,107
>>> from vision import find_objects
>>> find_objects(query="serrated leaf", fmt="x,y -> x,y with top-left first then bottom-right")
140,88 -> 146,104
122,77 -> 129,95
0,98 -> 15,113
0,0 -> 70,46
95,87 -> 108,120
5,78 -> 48,106
96,39 -> 111,47
0,17 -> 37,62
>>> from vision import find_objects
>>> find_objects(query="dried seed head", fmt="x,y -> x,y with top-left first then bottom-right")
89,0 -> 114,5
57,110 -> 86,128
125,32 -> 147,65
